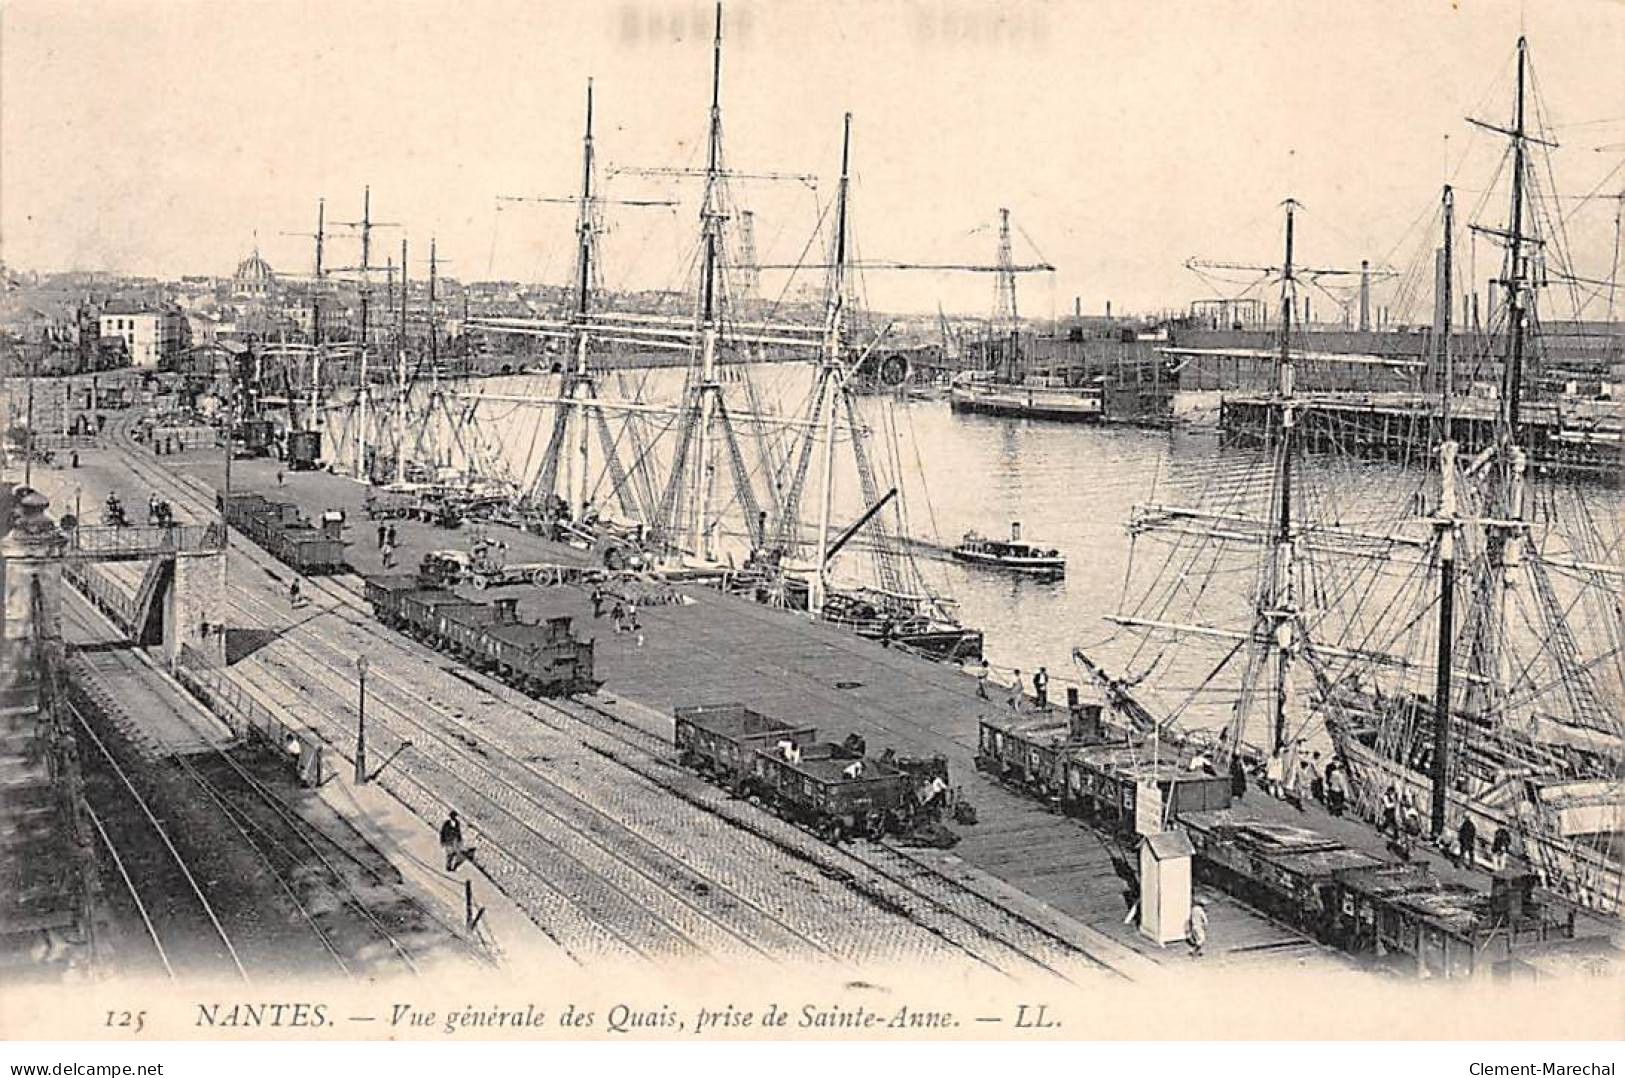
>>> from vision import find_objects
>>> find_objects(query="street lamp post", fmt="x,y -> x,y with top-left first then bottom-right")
355,654 -> 369,785
223,391 -> 235,505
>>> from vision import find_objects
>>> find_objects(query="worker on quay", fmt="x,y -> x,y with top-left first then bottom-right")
1491,827 -> 1512,872
1326,762 -> 1349,817
1455,815 -> 1478,871
288,579 -> 304,609
590,587 -> 604,618
1187,901 -> 1209,958
377,523 -> 387,549
1310,751 -> 1326,804
1033,667 -> 1050,710
1229,754 -> 1248,800
440,810 -> 465,872
381,540 -> 396,570
1264,751 -> 1285,798
1296,757 -> 1317,802
975,662 -> 991,701
1380,786 -> 1399,837
1010,669 -> 1025,713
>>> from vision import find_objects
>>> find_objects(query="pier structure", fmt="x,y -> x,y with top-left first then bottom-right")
1219,392 -> 1623,478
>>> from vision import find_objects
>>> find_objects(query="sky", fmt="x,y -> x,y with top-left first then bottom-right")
2,0 -> 1623,318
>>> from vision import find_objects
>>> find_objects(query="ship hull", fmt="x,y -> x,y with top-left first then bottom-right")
888,626 -> 984,664
949,385 -> 1104,422
949,548 -> 1065,577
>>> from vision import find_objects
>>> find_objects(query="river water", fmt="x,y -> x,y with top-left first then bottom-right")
333,360 -> 1623,748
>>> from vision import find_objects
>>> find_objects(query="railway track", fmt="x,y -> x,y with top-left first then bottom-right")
308,571 -> 1115,979
227,578 -> 961,971
70,691 -> 249,982
102,423 -> 1114,980
61,591 -> 451,981
243,572 -> 1106,978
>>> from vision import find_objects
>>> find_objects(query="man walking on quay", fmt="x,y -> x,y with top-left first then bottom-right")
377,523 -> 387,549
1033,667 -> 1049,710
1188,901 -> 1209,958
440,810 -> 465,872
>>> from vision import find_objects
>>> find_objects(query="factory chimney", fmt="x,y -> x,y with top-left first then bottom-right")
1359,260 -> 1371,332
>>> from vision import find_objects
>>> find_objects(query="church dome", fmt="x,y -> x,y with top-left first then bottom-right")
233,246 -> 276,297
235,249 -> 274,283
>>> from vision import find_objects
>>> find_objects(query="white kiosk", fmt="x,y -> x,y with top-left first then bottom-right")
1138,829 -> 1195,946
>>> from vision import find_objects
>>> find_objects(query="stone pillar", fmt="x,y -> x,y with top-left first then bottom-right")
1,488 -> 66,661
162,549 -> 227,670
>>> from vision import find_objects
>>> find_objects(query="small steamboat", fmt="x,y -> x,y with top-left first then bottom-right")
950,523 -> 1065,578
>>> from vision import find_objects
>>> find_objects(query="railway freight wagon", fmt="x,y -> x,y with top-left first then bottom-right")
361,574 -> 597,696
222,490 -> 349,574
1060,745 -> 1232,832
435,598 -> 520,659
675,701 -> 959,844
974,707 -> 1103,797
975,712 -> 1092,796
675,704 -> 818,785
1180,810 -> 1590,978
286,429 -> 322,471
975,707 -> 1230,831
1182,812 -> 1387,928
479,619 -> 598,696
749,742 -> 920,841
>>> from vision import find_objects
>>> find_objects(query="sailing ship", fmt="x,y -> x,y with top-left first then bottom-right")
451,4 -> 982,663
1074,37 -> 1622,917
1317,39 -> 1623,914
950,522 -> 1065,579
740,107 -> 984,663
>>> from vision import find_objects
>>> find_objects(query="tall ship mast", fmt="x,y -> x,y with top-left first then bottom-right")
1320,38 -> 1623,914
740,113 -> 983,662
1078,37 -> 1622,916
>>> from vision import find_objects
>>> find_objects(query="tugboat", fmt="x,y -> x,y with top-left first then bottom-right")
951,522 -> 1065,578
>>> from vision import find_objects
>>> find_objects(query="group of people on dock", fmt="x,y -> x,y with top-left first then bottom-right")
376,523 -> 399,569
1253,749 -> 1351,817
972,663 -> 1050,713
590,587 -> 644,645
145,491 -> 176,527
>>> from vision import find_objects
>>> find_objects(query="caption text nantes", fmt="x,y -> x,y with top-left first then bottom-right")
190,999 -> 1061,1036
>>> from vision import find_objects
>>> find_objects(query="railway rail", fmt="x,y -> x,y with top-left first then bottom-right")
66,690 -> 249,982
61,591 -> 453,980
